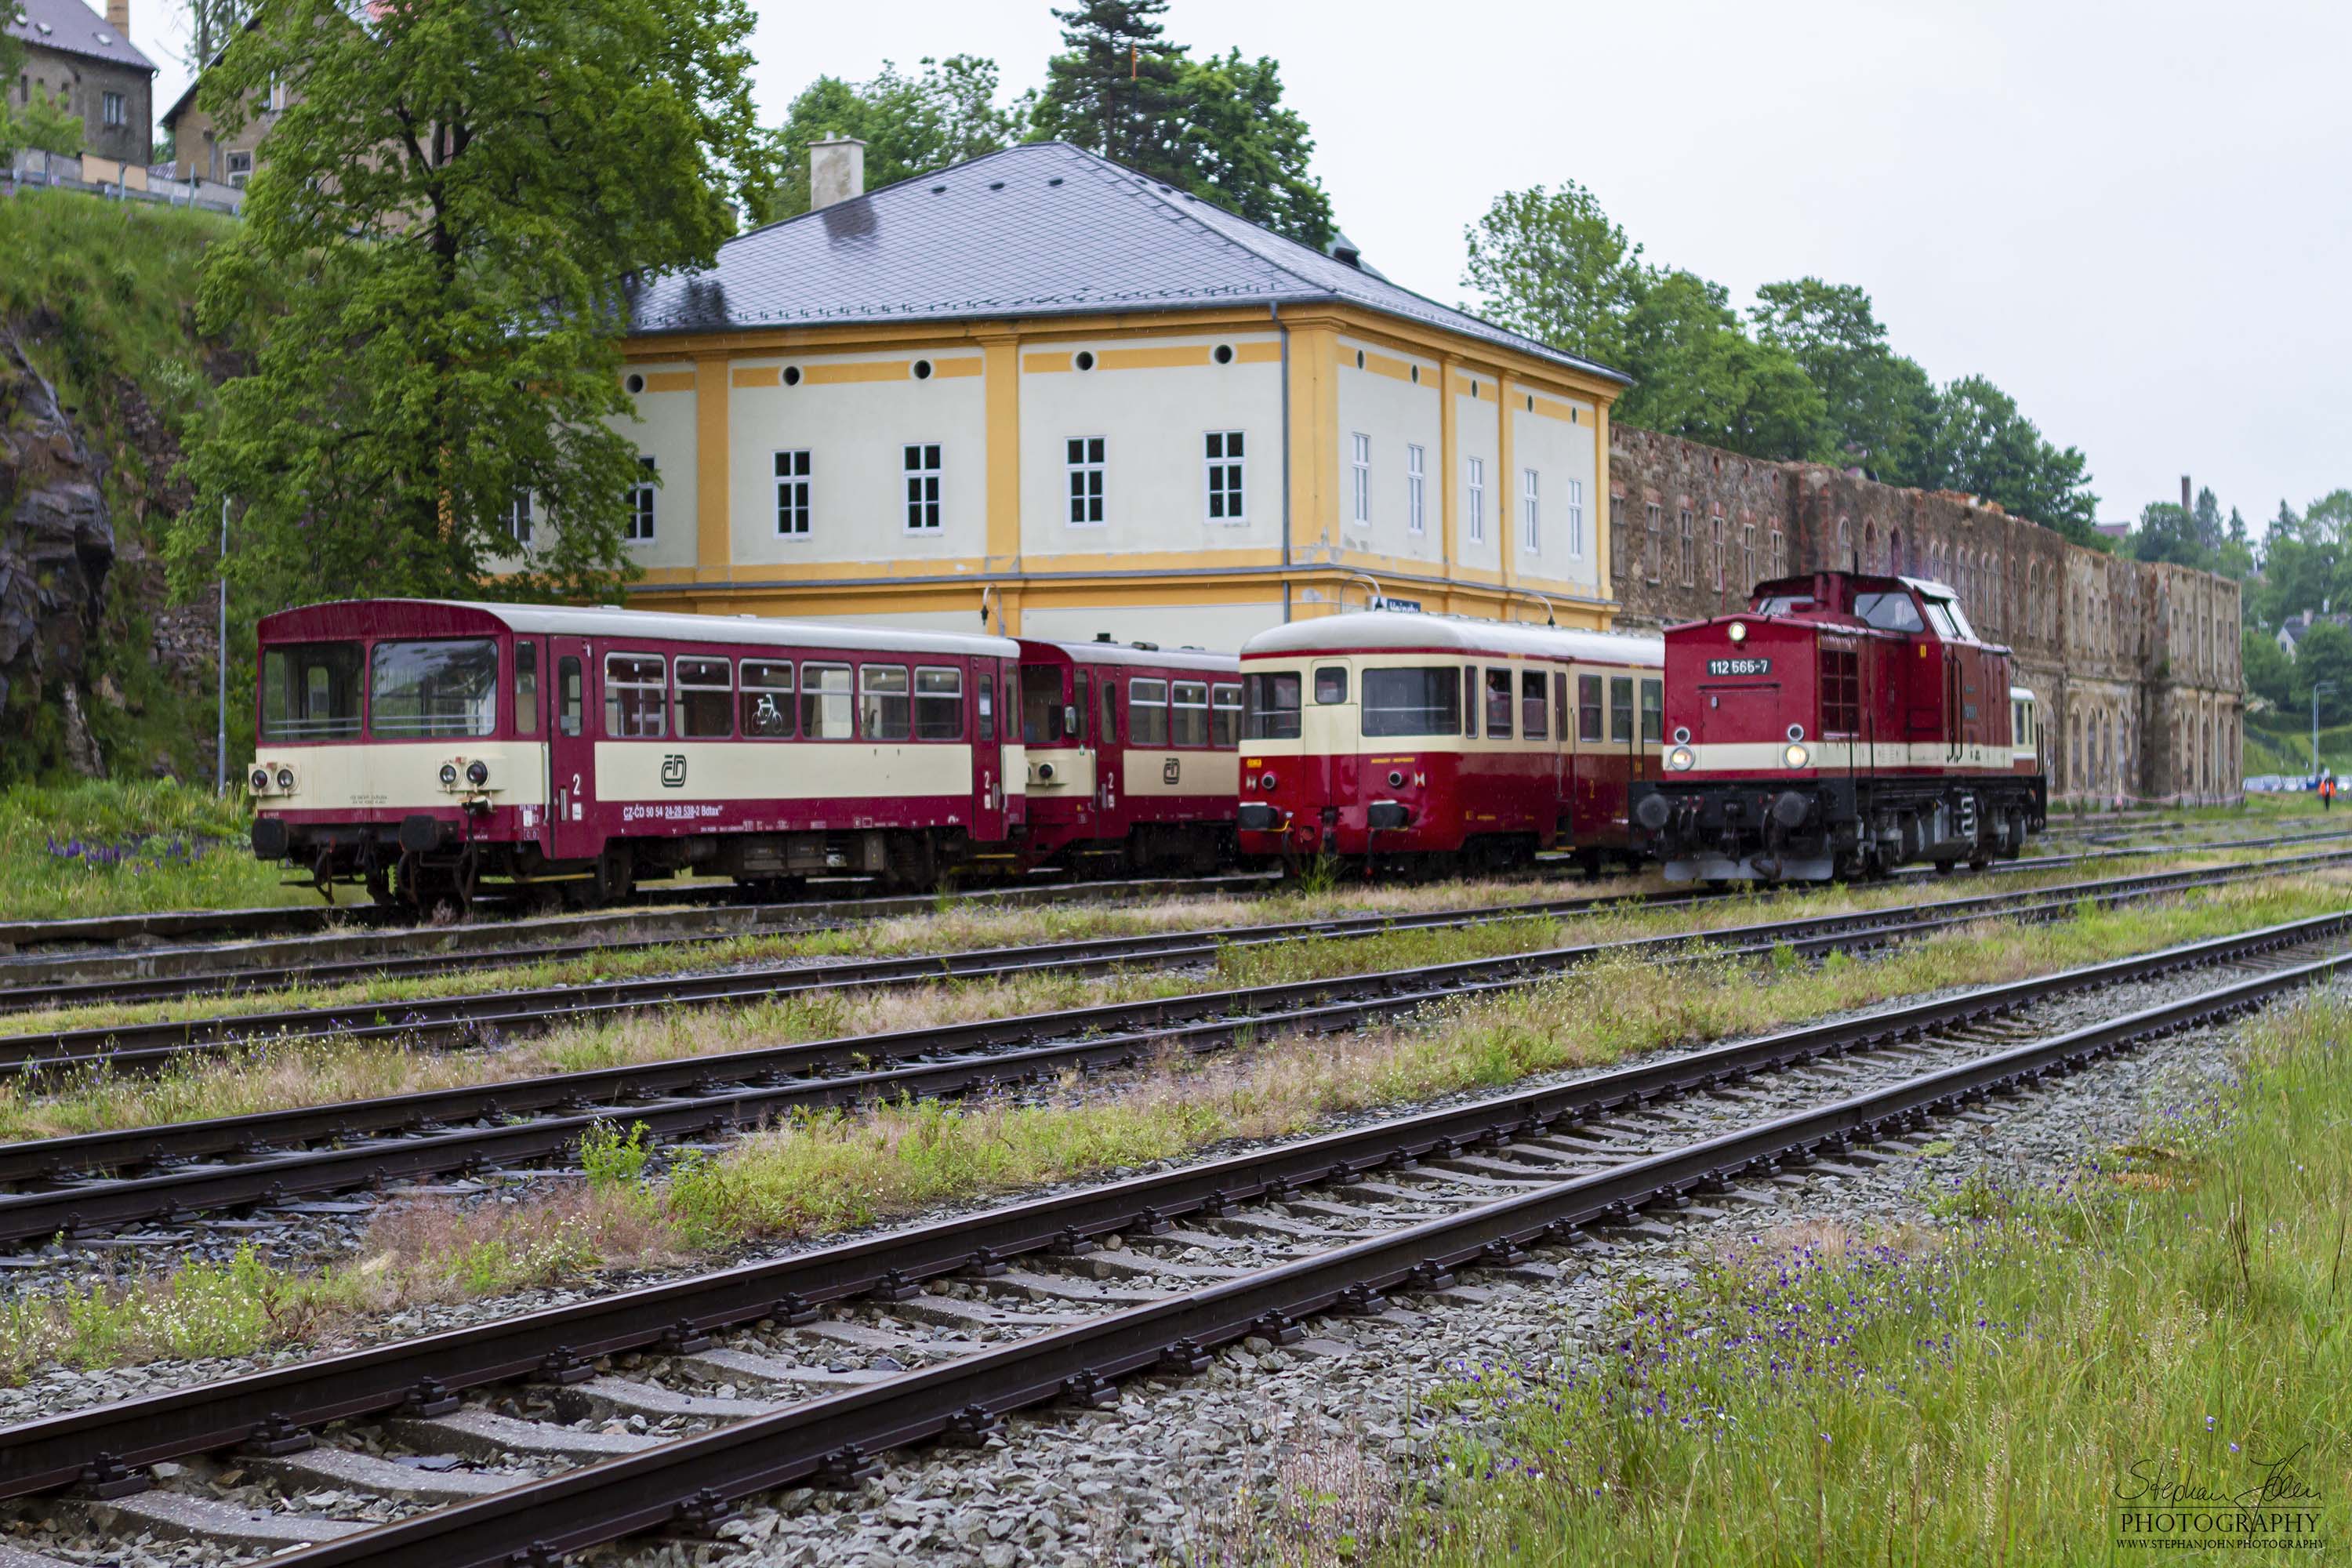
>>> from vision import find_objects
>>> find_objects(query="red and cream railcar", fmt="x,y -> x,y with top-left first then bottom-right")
248,601 -> 1025,906
1629,572 -> 2048,883
1015,637 -> 1241,872
1233,612 -> 1665,873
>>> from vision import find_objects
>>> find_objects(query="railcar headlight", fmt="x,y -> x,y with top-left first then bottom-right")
466,760 -> 489,787
274,767 -> 295,792
249,768 -> 270,793
1036,762 -> 1055,782
440,762 -> 459,788
1667,746 -> 1695,772
1261,771 -> 1278,790
1727,621 -> 1748,643
1784,743 -> 1811,769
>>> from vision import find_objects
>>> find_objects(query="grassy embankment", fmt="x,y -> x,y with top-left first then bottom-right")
1388,985 -> 2352,1566
0,780 -> 300,920
0,873 -> 2342,1380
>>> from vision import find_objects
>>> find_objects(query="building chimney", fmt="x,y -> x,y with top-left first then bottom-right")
106,0 -> 129,36
2180,474 -> 2191,516
808,137 -> 865,209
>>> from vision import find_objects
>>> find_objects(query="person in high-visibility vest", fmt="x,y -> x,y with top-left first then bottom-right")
2324,773 -> 2336,809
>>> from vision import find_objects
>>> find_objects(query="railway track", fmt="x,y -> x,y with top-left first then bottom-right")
5,848 -> 2345,1082
0,907 -> 2343,1565
0,856 -> 2337,1249
9,825 -> 2340,1016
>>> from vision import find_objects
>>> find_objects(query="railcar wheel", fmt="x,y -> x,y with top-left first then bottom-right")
1933,860 -> 1955,875
593,846 -> 635,906
366,869 -> 397,909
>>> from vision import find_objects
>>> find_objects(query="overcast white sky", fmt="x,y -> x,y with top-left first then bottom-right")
149,0 -> 2352,534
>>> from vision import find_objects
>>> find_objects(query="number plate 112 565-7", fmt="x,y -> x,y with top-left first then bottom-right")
1706,657 -> 1772,677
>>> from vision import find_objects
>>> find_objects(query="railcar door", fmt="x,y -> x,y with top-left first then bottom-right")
546,636 -> 601,862
971,657 -> 1008,843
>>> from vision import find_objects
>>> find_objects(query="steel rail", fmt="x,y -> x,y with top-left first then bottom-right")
9,848 -> 2343,1080
0,906 -> 2342,1506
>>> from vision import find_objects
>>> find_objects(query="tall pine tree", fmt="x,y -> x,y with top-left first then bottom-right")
1032,0 -> 1189,180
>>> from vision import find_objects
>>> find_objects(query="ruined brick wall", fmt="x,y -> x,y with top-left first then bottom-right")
1606,425 -> 2244,804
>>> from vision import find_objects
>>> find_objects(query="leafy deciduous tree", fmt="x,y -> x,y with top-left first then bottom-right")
759,56 -> 1018,223
1461,180 -> 1640,369
1911,375 -> 2100,543
0,18 -> 86,159
2242,625 -> 2293,708
2290,619 -> 2352,725
1617,270 -> 1827,462
1173,49 -> 1333,249
1748,277 -> 1936,482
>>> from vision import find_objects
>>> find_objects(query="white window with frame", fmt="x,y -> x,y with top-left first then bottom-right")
1065,437 -> 1105,526
1466,457 -> 1486,544
1349,433 -> 1370,528
102,91 -> 124,128
504,488 -> 532,548
626,456 -> 656,542
773,449 -> 810,537
1521,467 -> 1541,553
1406,445 -> 1425,535
1204,431 -> 1244,523
1566,478 -> 1585,557
903,443 -> 941,531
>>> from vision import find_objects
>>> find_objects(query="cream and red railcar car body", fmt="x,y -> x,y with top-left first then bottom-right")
248,601 -> 1025,905
1014,637 -> 1241,872
1233,612 -> 1665,873
1629,572 -> 2048,884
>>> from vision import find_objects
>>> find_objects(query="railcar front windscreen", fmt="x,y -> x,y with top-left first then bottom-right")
370,639 -> 499,738
260,641 -> 363,741
1359,666 -> 1462,737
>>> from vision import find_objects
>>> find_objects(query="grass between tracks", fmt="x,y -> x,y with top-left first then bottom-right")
0,873 -> 2346,1381
0,781 -> 301,920
1383,986 -> 2352,1568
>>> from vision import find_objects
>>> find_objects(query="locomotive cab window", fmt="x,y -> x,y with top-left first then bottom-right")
741,662 -> 794,738
374,639 -> 499,738
1521,670 -> 1548,740
800,662 -> 853,739
1361,667 -> 1461,738
1243,672 -> 1301,739
557,656 -> 583,737
1609,676 -> 1635,743
861,665 -> 911,741
513,642 -> 539,737
1853,591 -> 1925,633
1021,666 -> 1068,743
1577,674 -> 1604,742
675,658 -> 733,739
915,667 -> 964,740
1640,678 -> 1664,743
1212,684 -> 1242,748
1820,647 -> 1862,736
1172,681 -> 1210,747
1131,679 -> 1171,746
260,641 -> 363,742
602,653 -> 666,739
1314,666 -> 1349,705
1483,668 -> 1513,739
1752,593 -> 1815,615
1922,600 -> 1962,640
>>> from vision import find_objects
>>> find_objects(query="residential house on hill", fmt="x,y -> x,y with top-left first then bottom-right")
2274,608 -> 2349,662
159,34 -> 278,187
5,0 -> 153,166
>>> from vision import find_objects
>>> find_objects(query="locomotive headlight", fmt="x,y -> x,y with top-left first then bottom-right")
466,760 -> 489,787
1667,746 -> 1695,772
249,768 -> 270,793
1784,743 -> 1811,769
274,766 -> 296,793
1727,621 -> 1748,643
439,762 -> 459,788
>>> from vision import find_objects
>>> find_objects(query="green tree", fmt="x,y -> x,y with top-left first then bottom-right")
2130,501 -> 2211,568
0,15 -> 86,160
1912,376 -> 2100,543
2291,619 -> 2352,726
1748,278 -> 1936,481
1461,180 -> 1640,370
1171,49 -> 1333,248
1030,0 -> 1189,176
759,56 -> 1017,223
1617,270 -> 1827,462
170,0 -> 768,611
2242,625 -> 2294,708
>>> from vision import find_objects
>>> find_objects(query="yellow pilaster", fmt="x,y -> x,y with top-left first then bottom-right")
693,354 -> 731,583
1438,358 -> 1461,575
1285,323 -> 1338,561
1494,372 -> 1514,595
1592,397 -> 1612,622
981,333 -> 1022,574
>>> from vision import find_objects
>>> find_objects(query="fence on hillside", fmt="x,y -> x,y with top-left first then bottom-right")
2,149 -> 244,216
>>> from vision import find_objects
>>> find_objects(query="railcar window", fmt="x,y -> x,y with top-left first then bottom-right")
1172,681 -> 1210,747
861,665 -> 912,741
557,657 -> 583,737
1821,648 -> 1861,736
916,667 -> 964,740
1577,674 -> 1603,742
800,662 -> 853,739
1020,665 -> 1067,744
1243,672 -> 1300,739
601,653 -> 665,739
1522,670 -> 1548,740
1609,676 -> 1635,743
675,657 -> 733,739
1360,667 -> 1461,737
1853,592 -> 1925,633
1463,666 -> 1478,738
1484,668 -> 1513,739
373,639 -> 499,739
1073,673 -> 1091,743
1212,684 -> 1242,748
741,662 -> 794,739
1131,679 -> 1171,746
1314,666 -> 1349,705
260,641 -> 362,741
1640,678 -> 1664,743
978,674 -> 996,742
513,642 -> 539,737
1101,677 -> 1118,744
1553,672 -> 1567,742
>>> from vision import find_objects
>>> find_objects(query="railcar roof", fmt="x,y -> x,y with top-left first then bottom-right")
1242,611 -> 1661,666
1020,638 -> 1238,673
259,600 -> 1022,659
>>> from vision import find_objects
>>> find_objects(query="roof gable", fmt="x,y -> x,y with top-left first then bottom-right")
625,142 -> 1624,384
6,0 -> 154,73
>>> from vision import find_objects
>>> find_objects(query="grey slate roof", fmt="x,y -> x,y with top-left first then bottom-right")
5,0 -> 154,72
625,142 -> 1625,385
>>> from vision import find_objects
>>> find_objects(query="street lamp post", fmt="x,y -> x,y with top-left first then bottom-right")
2313,680 -> 2336,786
214,499 -> 228,796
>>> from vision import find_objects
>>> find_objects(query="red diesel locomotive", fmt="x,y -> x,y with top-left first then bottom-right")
1629,572 -> 2047,883
1015,636 -> 1241,872
1234,612 -> 1665,874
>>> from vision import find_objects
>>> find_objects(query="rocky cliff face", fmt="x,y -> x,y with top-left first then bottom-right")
0,326 -> 114,776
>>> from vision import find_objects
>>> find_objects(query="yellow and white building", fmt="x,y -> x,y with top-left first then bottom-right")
605,140 -> 1631,645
